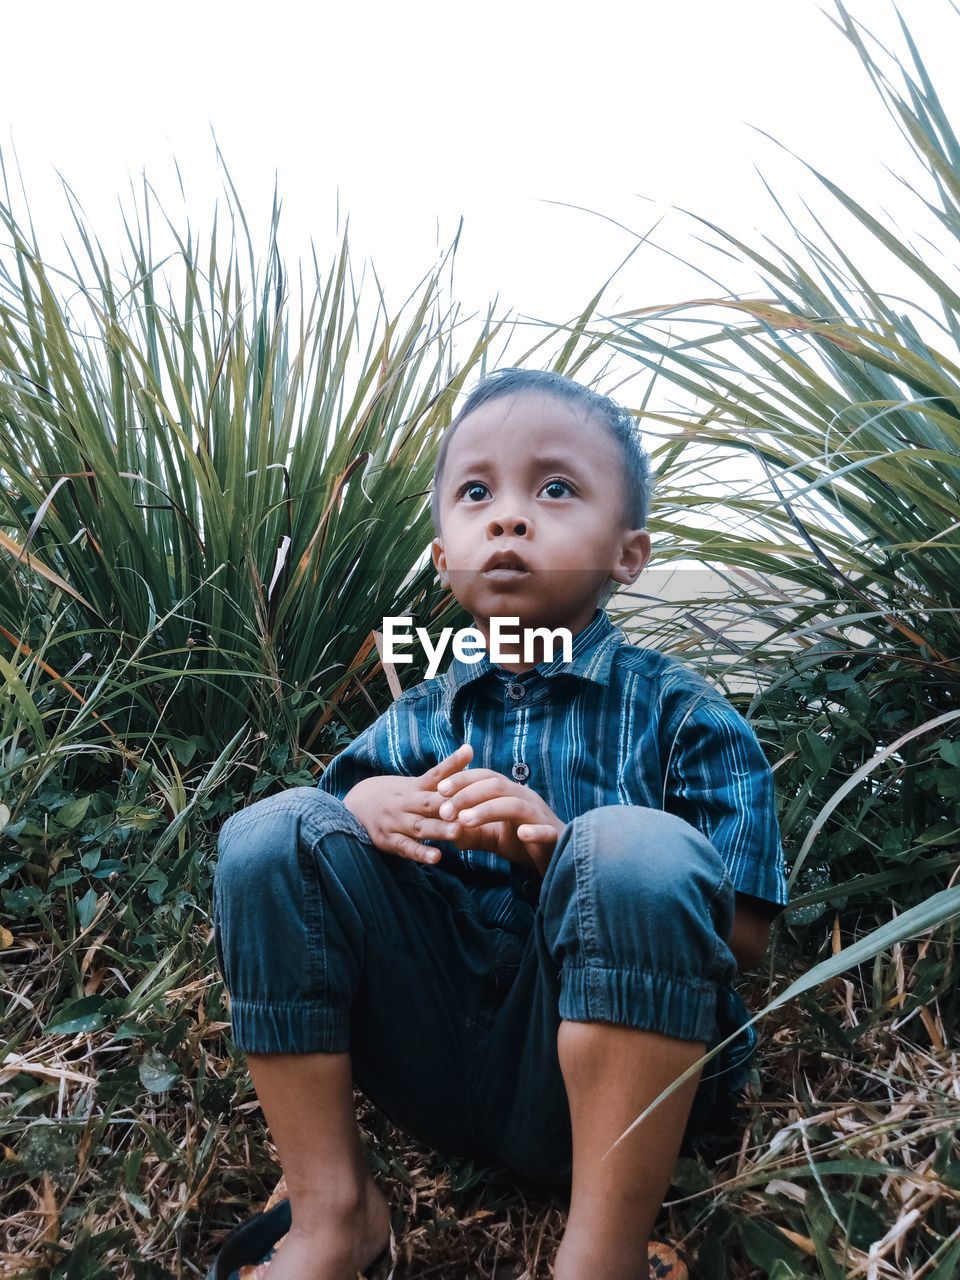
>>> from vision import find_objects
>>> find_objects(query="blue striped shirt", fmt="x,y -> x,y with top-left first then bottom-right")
317,606 -> 789,920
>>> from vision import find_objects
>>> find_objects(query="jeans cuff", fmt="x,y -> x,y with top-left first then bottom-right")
559,964 -> 718,1042
228,997 -> 351,1054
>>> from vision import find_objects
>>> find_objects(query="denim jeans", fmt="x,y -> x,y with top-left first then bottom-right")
211,787 -> 758,1198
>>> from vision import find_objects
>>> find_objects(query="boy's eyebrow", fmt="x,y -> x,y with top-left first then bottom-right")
448,453 -> 582,479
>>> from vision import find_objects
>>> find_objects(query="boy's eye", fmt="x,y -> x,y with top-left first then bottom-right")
457,481 -> 489,502
455,477 -> 574,502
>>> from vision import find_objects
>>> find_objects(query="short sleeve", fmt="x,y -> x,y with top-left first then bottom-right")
316,697 -> 423,802
661,691 -> 789,912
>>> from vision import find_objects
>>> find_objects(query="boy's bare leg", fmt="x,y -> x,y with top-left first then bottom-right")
242,1050 -> 392,1280
553,1021 -> 704,1280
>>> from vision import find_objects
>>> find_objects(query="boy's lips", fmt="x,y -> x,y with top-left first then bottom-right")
481,566 -> 530,584
481,551 -> 531,575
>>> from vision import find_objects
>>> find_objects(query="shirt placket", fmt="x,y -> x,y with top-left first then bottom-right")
502,677 -> 541,907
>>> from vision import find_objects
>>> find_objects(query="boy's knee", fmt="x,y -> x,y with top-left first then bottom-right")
540,805 -> 737,994
215,786 -> 362,890
547,804 -> 735,946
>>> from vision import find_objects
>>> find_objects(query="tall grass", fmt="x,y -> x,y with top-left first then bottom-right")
590,2 -> 960,1272
0,164 -> 507,776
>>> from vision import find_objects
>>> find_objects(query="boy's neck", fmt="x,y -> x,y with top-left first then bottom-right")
472,604 -> 601,675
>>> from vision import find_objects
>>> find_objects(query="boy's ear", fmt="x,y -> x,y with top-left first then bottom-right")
431,537 -> 448,584
611,529 -> 652,586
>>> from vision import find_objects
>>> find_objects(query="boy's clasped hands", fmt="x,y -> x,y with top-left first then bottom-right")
342,743 -> 564,878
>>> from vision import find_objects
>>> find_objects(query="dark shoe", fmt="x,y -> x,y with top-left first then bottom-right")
205,1198 -> 396,1280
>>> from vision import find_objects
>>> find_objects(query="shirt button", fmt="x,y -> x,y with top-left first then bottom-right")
506,681 -> 525,701
520,878 -> 540,904
512,761 -> 530,782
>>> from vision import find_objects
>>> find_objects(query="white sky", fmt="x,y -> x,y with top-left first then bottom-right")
1,0 -> 957,572
3,0 -> 954,310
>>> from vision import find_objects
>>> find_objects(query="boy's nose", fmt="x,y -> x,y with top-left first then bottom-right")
487,514 -> 529,536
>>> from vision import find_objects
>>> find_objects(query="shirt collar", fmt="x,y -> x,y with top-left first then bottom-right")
440,606 -> 623,721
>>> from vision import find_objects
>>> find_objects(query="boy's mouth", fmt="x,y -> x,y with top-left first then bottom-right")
481,547 -> 535,573
481,551 -> 531,581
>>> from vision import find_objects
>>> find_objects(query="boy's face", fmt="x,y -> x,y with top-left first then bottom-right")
430,390 -> 651,644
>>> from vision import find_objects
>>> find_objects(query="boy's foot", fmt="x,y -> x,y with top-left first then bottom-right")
554,1236 -> 689,1280
238,1173 -> 394,1280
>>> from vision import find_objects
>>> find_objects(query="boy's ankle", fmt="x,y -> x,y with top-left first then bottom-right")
554,1223 -> 655,1280
278,1180 -> 391,1278
282,1169 -> 371,1221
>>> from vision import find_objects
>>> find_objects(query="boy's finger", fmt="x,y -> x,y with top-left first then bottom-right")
516,824 -> 557,843
436,776 -> 511,814
387,831 -> 444,864
405,814 -> 465,842
420,743 -> 473,784
433,767 -> 500,797
442,795 -> 529,828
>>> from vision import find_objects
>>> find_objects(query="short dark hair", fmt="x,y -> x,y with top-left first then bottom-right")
429,367 -> 654,540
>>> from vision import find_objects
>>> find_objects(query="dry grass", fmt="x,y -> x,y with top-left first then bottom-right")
2,923 -> 958,1278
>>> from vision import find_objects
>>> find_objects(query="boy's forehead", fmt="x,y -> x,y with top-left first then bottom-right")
446,393 -> 611,470
455,390 -> 592,433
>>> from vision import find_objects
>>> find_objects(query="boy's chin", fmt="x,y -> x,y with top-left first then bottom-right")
467,601 -> 590,630
450,575 -> 606,625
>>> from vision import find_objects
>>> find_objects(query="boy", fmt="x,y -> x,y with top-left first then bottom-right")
211,368 -> 789,1279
